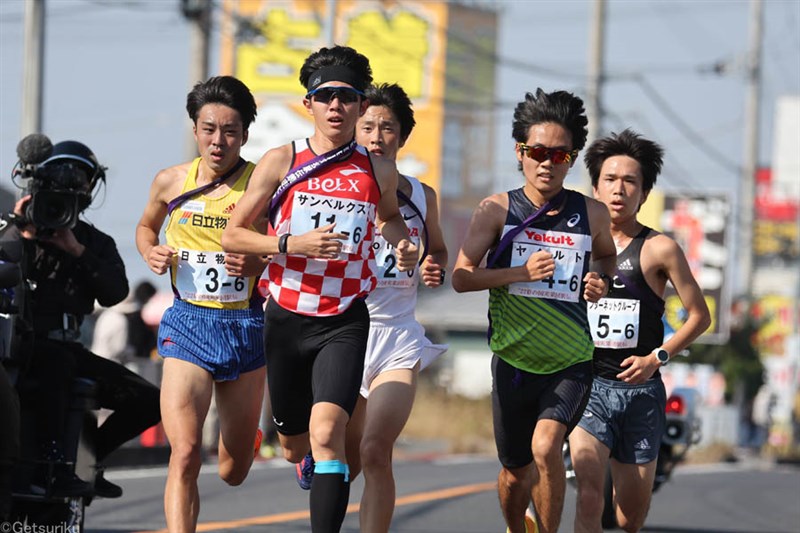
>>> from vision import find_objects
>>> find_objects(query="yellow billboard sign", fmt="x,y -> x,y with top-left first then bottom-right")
220,0 -> 448,193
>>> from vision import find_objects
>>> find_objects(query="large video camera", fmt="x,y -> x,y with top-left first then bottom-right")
12,135 -> 106,231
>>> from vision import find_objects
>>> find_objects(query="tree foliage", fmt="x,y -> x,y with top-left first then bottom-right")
687,315 -> 765,403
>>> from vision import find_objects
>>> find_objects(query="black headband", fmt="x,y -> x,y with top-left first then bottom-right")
306,65 -> 365,92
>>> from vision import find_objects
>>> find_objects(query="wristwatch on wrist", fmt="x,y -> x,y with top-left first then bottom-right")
653,347 -> 670,366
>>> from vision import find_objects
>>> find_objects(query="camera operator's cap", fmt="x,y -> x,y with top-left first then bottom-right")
41,140 -> 105,188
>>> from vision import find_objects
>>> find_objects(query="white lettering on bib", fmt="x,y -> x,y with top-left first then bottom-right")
175,249 -> 248,302
588,297 -> 641,348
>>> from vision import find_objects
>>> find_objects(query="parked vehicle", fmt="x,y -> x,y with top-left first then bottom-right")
564,386 -> 702,529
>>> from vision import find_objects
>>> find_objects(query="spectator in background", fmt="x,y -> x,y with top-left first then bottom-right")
92,280 -> 158,368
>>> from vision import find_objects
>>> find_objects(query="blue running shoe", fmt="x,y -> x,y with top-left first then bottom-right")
295,452 -> 314,490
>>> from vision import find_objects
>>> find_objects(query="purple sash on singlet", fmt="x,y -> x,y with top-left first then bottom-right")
486,189 -> 566,268
167,158 -> 245,216
268,140 -> 357,226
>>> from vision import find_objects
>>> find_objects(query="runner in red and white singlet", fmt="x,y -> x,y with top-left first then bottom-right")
265,140 -> 379,316
222,46 -> 417,533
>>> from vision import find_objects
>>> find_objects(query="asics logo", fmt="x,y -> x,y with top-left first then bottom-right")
567,213 -> 581,227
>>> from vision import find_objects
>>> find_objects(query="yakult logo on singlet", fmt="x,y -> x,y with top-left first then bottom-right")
523,229 -> 576,246
307,176 -> 362,193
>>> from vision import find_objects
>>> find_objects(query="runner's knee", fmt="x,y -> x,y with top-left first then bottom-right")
360,435 -> 392,471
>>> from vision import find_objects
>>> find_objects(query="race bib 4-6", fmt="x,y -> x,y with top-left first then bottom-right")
507,228 -> 592,302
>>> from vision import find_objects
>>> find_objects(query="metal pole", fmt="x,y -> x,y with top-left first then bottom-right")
21,0 -> 45,136
325,0 -> 336,46
740,0 -> 763,300
583,0 -> 606,193
185,0 -> 211,160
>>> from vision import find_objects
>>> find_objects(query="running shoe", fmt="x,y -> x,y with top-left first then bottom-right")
253,428 -> 263,459
505,514 -> 538,533
525,514 -> 538,533
295,452 -> 315,490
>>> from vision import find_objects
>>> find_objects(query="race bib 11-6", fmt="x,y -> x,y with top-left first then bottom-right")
290,192 -> 375,255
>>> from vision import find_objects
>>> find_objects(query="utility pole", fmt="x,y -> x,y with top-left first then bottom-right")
324,0 -> 337,46
182,0 -> 212,160
21,0 -> 45,136
583,0 -> 606,193
740,0 -> 763,302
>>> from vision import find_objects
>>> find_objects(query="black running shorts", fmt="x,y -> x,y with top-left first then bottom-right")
491,355 -> 593,469
264,298 -> 368,436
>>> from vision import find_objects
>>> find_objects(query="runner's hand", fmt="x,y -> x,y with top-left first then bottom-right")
224,253 -> 267,277
421,256 -> 444,288
395,239 -> 418,272
522,250 -> 555,282
583,271 -> 608,303
145,244 -> 176,275
294,224 -> 345,259
617,354 -> 659,384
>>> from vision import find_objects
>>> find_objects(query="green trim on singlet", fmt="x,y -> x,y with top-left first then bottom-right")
489,286 -> 594,374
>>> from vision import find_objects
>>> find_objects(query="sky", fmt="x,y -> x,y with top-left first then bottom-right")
0,0 -> 798,295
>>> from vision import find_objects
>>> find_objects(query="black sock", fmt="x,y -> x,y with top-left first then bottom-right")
309,471 -> 350,533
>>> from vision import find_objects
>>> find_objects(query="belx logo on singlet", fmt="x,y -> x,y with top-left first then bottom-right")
307,165 -> 364,193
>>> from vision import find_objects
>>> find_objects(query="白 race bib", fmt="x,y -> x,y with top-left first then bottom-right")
588,297 -> 641,348
507,228 -> 592,302
175,248 -> 248,303
290,192 -> 375,255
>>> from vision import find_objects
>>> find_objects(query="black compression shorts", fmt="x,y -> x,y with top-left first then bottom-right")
491,355 -> 592,469
264,298 -> 368,436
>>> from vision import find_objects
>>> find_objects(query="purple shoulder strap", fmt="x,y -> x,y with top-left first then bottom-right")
486,189 -> 566,268
167,158 -> 245,216
268,140 -> 357,225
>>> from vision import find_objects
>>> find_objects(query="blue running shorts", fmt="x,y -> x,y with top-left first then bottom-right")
158,298 -> 265,381
577,375 -> 666,464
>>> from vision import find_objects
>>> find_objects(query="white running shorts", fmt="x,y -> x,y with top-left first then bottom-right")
361,315 -> 448,397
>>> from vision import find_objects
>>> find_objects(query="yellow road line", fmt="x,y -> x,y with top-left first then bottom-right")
134,480 -> 497,532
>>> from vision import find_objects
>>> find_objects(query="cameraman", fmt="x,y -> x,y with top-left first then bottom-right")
0,140 -> 160,499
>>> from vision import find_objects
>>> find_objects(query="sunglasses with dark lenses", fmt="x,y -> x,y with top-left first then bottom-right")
517,143 -> 577,164
305,86 -> 365,104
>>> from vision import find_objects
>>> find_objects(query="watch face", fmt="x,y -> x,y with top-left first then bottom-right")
656,349 -> 669,364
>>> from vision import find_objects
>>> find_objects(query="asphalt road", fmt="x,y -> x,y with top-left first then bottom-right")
80,455 -> 799,533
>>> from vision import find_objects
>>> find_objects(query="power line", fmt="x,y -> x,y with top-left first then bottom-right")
630,74 -> 741,177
